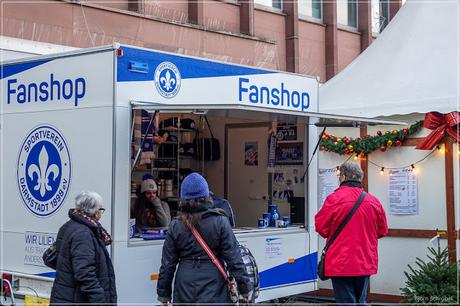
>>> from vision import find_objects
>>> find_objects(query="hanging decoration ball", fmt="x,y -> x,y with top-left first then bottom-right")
336,138 -> 342,142
347,144 -> 354,150
387,140 -> 393,146
377,130 -> 382,136
334,142 -> 338,145
320,146 -> 325,150
344,148 -> 349,154
385,131 -> 391,135
395,140 -> 402,146
322,134 -> 327,139
392,130 -> 399,135
380,146 -> 387,152
403,129 -> 409,135
344,139 -> 351,145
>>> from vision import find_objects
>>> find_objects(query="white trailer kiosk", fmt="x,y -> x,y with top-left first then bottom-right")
0,44 -> 401,304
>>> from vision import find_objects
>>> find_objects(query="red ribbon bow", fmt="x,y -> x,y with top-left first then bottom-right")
416,112 -> 460,150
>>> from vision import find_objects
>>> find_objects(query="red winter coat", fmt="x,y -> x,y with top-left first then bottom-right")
315,183 -> 388,277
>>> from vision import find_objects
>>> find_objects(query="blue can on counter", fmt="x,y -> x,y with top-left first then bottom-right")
282,216 -> 290,226
263,213 -> 271,226
258,219 -> 267,228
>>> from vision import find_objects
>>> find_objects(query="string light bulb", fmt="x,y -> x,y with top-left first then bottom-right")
437,145 -> 444,154
380,167 -> 385,175
354,154 -> 358,160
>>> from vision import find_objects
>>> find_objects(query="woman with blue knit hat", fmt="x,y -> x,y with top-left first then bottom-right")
157,173 -> 251,305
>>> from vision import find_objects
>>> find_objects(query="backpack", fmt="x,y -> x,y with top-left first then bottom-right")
238,244 -> 260,302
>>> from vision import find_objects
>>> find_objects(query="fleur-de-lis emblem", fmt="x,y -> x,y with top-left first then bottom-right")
27,145 -> 60,197
160,70 -> 176,91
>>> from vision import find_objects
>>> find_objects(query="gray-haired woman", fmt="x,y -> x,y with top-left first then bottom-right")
50,191 -> 117,305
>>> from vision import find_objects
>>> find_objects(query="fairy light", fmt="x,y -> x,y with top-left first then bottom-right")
354,155 -> 358,160
437,145 -> 444,154
366,146 -> 439,176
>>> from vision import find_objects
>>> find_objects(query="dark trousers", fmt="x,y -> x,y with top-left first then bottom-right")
331,276 -> 370,305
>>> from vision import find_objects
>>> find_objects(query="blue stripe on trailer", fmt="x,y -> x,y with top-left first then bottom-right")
35,272 -> 56,278
0,59 -> 51,79
259,252 -> 317,289
117,46 -> 274,82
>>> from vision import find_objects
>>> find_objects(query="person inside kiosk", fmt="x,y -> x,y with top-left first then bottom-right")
132,177 -> 171,231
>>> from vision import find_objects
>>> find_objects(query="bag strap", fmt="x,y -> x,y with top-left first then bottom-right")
188,224 -> 228,280
323,191 -> 367,253
204,116 -> 215,139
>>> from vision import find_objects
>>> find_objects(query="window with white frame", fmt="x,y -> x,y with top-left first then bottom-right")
337,0 -> 357,28
372,0 -> 390,34
298,0 -> 322,20
254,0 -> 282,10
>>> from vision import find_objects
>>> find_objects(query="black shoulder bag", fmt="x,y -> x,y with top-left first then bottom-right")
317,191 -> 367,281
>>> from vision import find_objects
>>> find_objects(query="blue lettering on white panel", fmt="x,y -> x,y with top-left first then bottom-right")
238,77 -> 310,112
7,74 -> 86,107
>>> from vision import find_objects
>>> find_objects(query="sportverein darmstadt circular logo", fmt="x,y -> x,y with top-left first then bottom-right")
17,125 -> 71,217
154,61 -> 181,98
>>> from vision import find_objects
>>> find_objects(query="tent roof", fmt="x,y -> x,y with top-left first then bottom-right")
319,0 -> 459,118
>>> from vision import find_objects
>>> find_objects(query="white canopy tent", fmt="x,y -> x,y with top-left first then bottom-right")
317,0 -> 459,298
320,0 -> 459,117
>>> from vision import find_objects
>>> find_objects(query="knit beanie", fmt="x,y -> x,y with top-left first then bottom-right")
141,179 -> 158,193
180,173 -> 209,200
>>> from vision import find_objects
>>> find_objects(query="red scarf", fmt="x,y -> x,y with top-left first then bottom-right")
73,210 -> 113,246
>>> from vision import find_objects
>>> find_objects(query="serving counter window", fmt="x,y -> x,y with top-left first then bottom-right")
129,110 -> 308,243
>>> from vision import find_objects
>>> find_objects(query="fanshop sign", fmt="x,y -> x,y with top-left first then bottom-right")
17,125 -> 71,217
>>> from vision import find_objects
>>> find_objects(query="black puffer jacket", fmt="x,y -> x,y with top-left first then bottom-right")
157,209 -> 250,304
50,209 -> 117,305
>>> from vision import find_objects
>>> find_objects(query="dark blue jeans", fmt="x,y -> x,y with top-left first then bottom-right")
331,276 -> 370,305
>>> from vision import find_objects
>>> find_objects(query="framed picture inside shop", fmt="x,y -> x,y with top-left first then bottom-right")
275,142 -> 303,166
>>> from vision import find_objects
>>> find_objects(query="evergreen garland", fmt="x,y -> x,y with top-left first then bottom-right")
401,243 -> 458,304
319,120 -> 424,156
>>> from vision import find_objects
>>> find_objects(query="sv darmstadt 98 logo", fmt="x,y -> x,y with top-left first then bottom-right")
154,61 -> 181,98
17,125 -> 71,217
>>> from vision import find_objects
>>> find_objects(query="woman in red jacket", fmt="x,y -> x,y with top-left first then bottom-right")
315,162 -> 388,305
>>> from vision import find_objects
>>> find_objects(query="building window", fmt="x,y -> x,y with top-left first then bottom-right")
372,0 -> 390,34
254,0 -> 282,10
379,0 -> 390,32
337,0 -> 357,28
298,0 -> 322,20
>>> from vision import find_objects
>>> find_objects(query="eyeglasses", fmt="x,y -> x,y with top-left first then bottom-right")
98,208 -> 106,214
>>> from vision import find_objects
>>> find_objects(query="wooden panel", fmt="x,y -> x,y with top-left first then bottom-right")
368,292 -> 405,303
308,289 -> 405,303
401,137 -> 424,146
387,228 -> 448,239
444,139 -> 456,262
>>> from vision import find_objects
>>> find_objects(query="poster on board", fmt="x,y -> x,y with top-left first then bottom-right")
388,169 -> 418,215
318,168 -> 340,206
